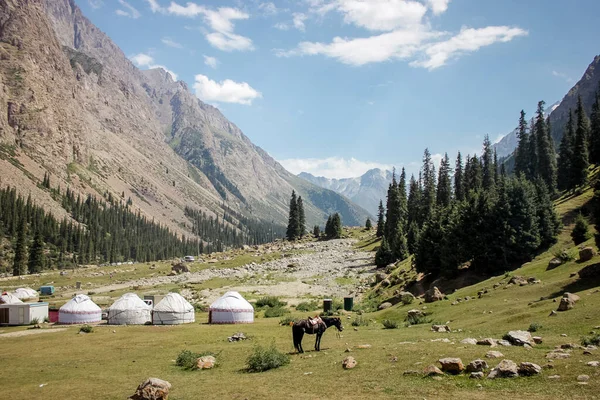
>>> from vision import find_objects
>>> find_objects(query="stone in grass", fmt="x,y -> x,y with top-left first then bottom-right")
466,359 -> 488,373
505,330 -> 534,346
470,372 -> 484,379
342,356 -> 357,369
548,375 -> 561,379
487,360 -> 519,379
533,336 -> 543,344
438,358 -> 464,374
129,378 -> 171,400
195,356 -> 216,369
518,362 -> 542,376
431,324 -> 450,333
586,361 -> 600,367
423,365 -> 444,377
546,352 -> 570,360
424,286 -> 444,303
461,338 -> 478,345
486,351 -> 504,359
477,338 -> 496,346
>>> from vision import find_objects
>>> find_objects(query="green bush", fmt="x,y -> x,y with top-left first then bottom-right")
351,316 -> 370,327
176,350 -> 217,370
295,301 -> 319,312
553,249 -> 574,263
571,213 -> 591,245
279,316 -> 297,326
582,334 -> 600,347
264,306 -> 289,318
79,324 -> 94,333
528,322 -> 542,332
246,343 -> 290,372
382,319 -> 399,329
405,314 -> 431,326
194,303 -> 208,312
256,296 -> 287,309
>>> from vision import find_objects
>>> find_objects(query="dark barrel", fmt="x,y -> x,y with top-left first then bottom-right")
323,298 -> 333,312
343,296 -> 354,311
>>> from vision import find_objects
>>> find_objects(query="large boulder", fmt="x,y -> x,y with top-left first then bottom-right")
557,292 -> 580,311
129,378 -> 171,400
477,338 -> 496,347
424,287 -> 444,303
518,362 -> 542,376
579,247 -> 595,262
466,359 -> 488,373
578,263 -> 600,279
461,338 -> 478,345
438,358 -> 464,374
486,351 -> 504,359
508,276 -> 528,286
487,360 -> 519,379
378,302 -> 393,310
423,364 -> 444,376
196,356 -> 216,369
505,330 -> 534,346
171,262 -> 190,274
407,309 -> 424,319
547,258 -> 563,270
375,272 -> 387,283
399,291 -> 415,305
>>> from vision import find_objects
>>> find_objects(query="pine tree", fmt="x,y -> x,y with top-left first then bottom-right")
384,170 -> 400,241
297,196 -> 305,238
437,153 -> 452,208
398,167 -> 408,229
572,96 -> 590,188
407,175 -> 422,226
325,213 -> 342,239
28,229 -> 45,273
514,110 -> 530,177
526,119 -> 537,180
313,225 -> 320,238
376,200 -> 385,237
557,110 -> 575,191
421,148 -> 437,221
534,101 -> 557,193
12,219 -> 27,276
454,152 -> 464,202
464,154 -> 482,194
391,221 -> 409,261
590,83 -> 600,164
286,191 -> 299,241
375,236 -> 393,268
365,218 -> 372,230
482,135 -> 495,191
571,213 -> 591,245
407,221 -> 419,255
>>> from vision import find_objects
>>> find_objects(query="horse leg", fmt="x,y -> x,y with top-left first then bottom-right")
298,330 -> 304,353
315,332 -> 321,351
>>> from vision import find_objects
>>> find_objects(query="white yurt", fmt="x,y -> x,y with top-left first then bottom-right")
107,293 -> 151,325
152,293 -> 195,325
58,294 -> 102,324
209,291 -> 254,324
13,287 -> 39,302
0,292 -> 23,304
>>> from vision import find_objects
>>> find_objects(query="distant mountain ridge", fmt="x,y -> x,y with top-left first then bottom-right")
299,169 -> 392,217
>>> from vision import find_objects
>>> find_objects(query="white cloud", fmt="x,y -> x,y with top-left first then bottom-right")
145,0 -> 164,13
166,3 -> 254,51
279,157 -> 394,179
274,22 -> 290,30
193,74 -> 262,105
204,55 -> 219,69
336,0 -> 428,31
426,0 -> 450,15
410,26 -> 528,70
130,53 -> 178,80
552,70 -> 573,83
88,0 -> 104,9
367,100 -> 375,105
116,0 -> 140,19
293,13 -> 308,31
161,37 -> 183,48
259,2 -> 279,16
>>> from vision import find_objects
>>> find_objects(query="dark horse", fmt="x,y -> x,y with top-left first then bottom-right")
292,316 -> 343,353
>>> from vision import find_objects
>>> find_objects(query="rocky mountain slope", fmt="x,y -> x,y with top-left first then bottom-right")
299,168 -> 392,216
0,0 -> 370,238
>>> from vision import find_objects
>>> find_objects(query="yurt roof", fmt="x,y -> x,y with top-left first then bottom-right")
0,293 -> 23,304
14,287 -> 38,299
210,291 -> 253,311
153,293 -> 193,312
60,294 -> 102,313
109,293 -> 150,311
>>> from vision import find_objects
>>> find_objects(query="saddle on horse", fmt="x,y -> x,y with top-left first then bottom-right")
307,316 -> 323,330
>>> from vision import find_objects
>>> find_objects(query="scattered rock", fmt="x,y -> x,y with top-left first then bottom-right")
375,272 -> 387,283
399,291 -> 416,305
497,339 -> 512,347
171,262 -> 190,274
431,324 -> 450,333
423,365 -> 444,376
586,361 -> 599,367
407,309 -> 424,319
549,310 -> 558,317
438,358 -> 464,374
129,378 -> 171,400
579,247 -> 595,262
547,258 -> 563,270
505,330 -> 534,346
228,332 -> 247,342
486,351 -> 504,359
403,370 -> 420,376
342,356 -> 357,369
508,276 -> 528,286
378,302 -> 393,310
487,359 -> 519,379
195,356 -> 216,369
461,338 -> 478,345
470,372 -> 484,379
518,362 -> 542,376
546,352 -> 570,359
424,286 -> 444,303
548,375 -> 561,380
577,375 -> 590,382
466,359 -> 488,373
533,336 -> 543,344
345,348 -> 352,353
356,344 -> 372,349
477,338 -> 496,346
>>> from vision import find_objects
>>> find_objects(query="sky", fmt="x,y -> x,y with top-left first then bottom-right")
78,0 -> 600,179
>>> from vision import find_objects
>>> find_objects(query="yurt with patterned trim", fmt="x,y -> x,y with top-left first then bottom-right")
209,291 -> 254,324
13,287 -> 39,302
58,294 -> 102,324
107,293 -> 151,325
152,293 -> 195,325
0,292 -> 23,304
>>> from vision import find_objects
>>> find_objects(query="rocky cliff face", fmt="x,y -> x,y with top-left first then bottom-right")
0,0 -> 370,235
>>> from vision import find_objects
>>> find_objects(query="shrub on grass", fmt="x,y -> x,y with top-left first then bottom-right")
351,316 -> 370,327
194,303 -> 208,312
264,306 -> 289,318
571,213 -> 591,245
255,296 -> 287,309
528,322 -> 542,332
553,249 -> 574,263
246,343 -> 290,372
581,334 -> 600,347
279,316 -> 297,326
79,324 -> 94,333
295,301 -> 319,312
405,314 -> 431,326
382,319 -> 399,329
176,350 -> 217,370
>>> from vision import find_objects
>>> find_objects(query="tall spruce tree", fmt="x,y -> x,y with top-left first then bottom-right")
514,110 -> 530,177
384,171 -> 400,241
534,100 -> 558,193
590,83 -> 600,164
572,96 -> 590,188
482,135 -> 495,191
286,191 -> 299,241
437,153 -> 452,207
398,167 -> 408,229
454,152 -> 464,202
376,200 -> 385,237
465,154 -> 482,194
407,175 -> 422,226
421,148 -> 437,221
28,229 -> 45,273
407,221 -> 419,255
12,219 -> 27,276
296,196 -> 305,238
557,110 -> 575,191
526,119 -> 537,180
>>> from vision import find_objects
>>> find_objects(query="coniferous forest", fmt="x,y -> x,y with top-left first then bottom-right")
376,85 -> 600,277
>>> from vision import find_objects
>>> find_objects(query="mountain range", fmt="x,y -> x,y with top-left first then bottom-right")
0,0 -> 371,241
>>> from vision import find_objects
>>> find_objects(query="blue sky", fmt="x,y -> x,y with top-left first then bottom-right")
79,0 -> 600,179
